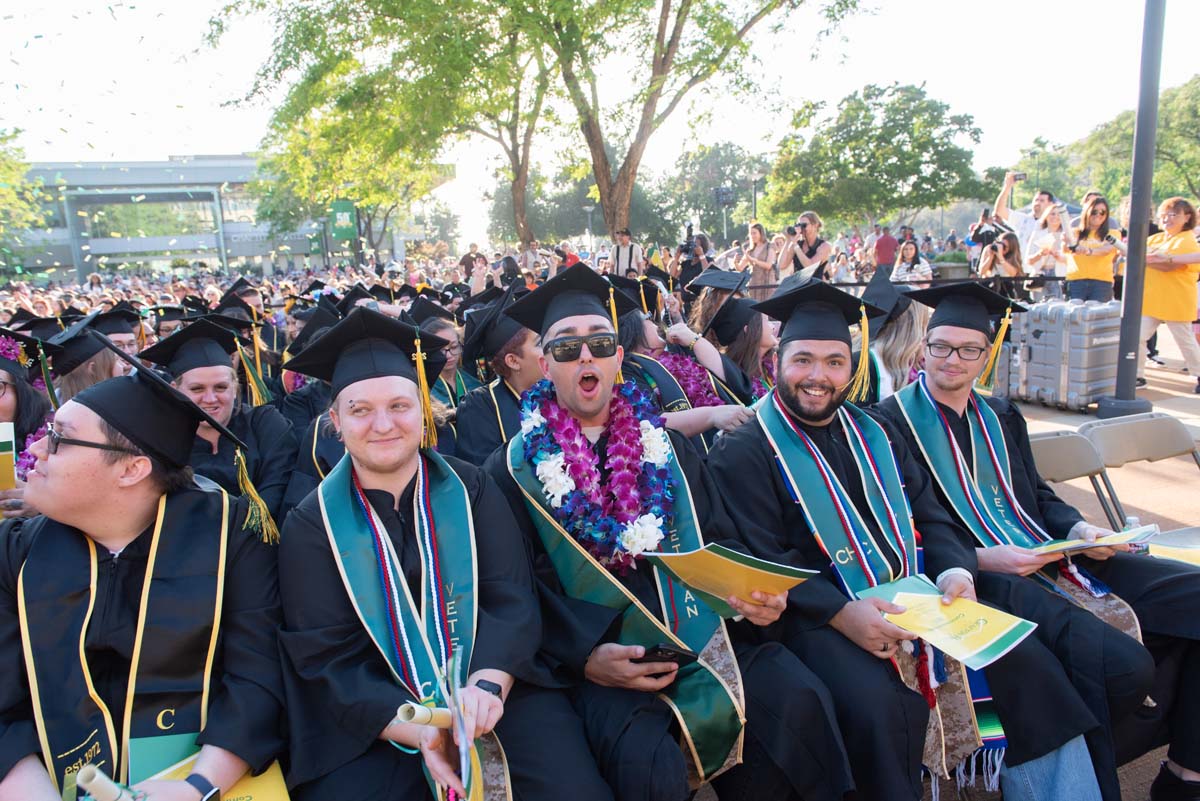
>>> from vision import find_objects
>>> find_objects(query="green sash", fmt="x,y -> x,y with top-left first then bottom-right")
506,434 -> 745,782
757,391 -> 918,595
17,491 -> 229,796
892,375 -> 1049,549
626,353 -> 692,414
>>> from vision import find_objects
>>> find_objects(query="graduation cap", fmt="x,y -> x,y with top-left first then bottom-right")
607,274 -> 661,317
109,300 -> 142,317
0,327 -> 60,405
285,307 -> 450,448
505,263 -> 638,339
6,308 -> 36,329
149,305 -> 188,328
461,282 -> 527,380
687,268 -> 749,294
410,296 -> 456,326
645,264 -> 676,293
300,280 -> 327,297
13,315 -> 74,341
283,295 -> 316,313
458,286 -> 502,316
91,308 -> 141,336
861,267 -> 913,326
181,295 -> 210,316
369,284 -> 397,304
704,298 -> 758,347
752,277 -> 884,402
62,305 -> 88,317
285,302 -> 341,358
47,311 -> 107,377
335,285 -> 374,316
137,318 -> 239,378
74,332 -> 279,543
906,281 -> 1028,390
225,276 -> 258,298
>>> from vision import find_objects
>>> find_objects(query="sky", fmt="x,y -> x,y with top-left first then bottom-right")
3,0 -> 1198,250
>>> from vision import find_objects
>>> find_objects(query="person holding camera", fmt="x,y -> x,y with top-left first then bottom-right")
776,211 -> 832,281
1065,196 -> 1117,302
995,171 -> 1057,254
979,232 -> 1030,301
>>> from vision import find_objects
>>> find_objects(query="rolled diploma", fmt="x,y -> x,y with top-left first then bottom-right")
397,702 -> 453,729
76,764 -> 136,801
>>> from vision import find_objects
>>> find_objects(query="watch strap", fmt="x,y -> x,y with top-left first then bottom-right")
474,679 -> 503,698
185,773 -> 220,801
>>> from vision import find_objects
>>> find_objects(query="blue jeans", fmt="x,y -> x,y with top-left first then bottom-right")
1066,278 -> 1114,302
999,735 -> 1102,801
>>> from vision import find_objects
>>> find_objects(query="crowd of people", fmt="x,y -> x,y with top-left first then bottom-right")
0,177 -> 1197,801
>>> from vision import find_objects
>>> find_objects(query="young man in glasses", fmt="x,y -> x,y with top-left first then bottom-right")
484,264 -> 854,801
876,282 -> 1200,801
0,334 -> 285,801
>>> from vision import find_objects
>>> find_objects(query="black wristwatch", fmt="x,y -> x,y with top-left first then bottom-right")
474,679 -> 503,698
185,773 -> 220,801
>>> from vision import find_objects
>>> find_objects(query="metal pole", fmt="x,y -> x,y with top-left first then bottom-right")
722,207 -> 728,244
1097,0 -> 1164,419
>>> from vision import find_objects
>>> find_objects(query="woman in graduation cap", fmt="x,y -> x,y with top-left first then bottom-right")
411,296 -> 482,407
0,328 -> 57,520
0,333 -> 286,801
856,268 -> 929,405
276,307 -> 612,801
138,318 -> 298,532
47,312 -> 132,404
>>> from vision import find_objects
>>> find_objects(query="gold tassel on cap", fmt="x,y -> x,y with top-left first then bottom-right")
608,287 -> 624,384
637,282 -> 648,314
977,305 -> 1013,392
284,297 -> 295,315
236,448 -> 279,543
413,333 -> 438,449
236,342 -> 271,406
846,304 -> 872,403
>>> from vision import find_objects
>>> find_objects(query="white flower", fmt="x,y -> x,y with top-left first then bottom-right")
619,513 -> 665,558
535,452 -> 575,508
639,419 -> 671,467
521,407 -> 547,436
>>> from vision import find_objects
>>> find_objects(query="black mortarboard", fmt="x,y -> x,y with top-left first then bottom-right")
150,305 -> 188,326
861,267 -> 912,326
214,292 -> 257,320
418,286 -> 442,301
13,315 -> 72,341
705,298 -> 759,347
290,306 -> 317,322
48,311 -> 106,376
284,295 -> 316,312
687,268 -> 749,294
645,264 -> 676,292
461,281 -> 527,371
607,275 -> 661,316
284,308 -> 449,448
410,296 -> 455,326
906,281 -> 1027,338
72,332 -> 246,469
753,276 -> 881,348
137,318 -> 239,378
335,285 -> 374,316
300,280 -> 327,296
203,312 -> 256,334
62,305 -> 88,317
505,263 -> 637,338
0,327 -> 60,381
181,295 -> 210,315
7,308 -> 35,328
285,303 -> 341,357
91,308 -> 141,336
369,284 -> 397,304
226,276 -> 257,297
458,287 -> 502,316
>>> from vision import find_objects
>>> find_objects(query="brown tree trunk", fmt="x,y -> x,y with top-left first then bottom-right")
511,158 -> 534,245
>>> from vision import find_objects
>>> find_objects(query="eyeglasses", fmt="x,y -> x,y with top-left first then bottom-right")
1090,209 -> 1108,217
926,342 -> 987,361
543,333 -> 618,362
46,428 -> 139,456
443,342 -> 462,356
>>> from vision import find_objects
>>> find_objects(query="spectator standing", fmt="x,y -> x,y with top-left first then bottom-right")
777,211 -> 832,281
739,223 -> 778,301
832,230 -> 849,255
1025,205 -> 1069,299
610,228 -> 645,275
864,224 -> 880,255
1138,197 -> 1200,393
994,171 -> 1057,254
890,240 -> 933,286
979,231 -> 1029,301
872,225 -> 899,269
1066,196 -> 1117,302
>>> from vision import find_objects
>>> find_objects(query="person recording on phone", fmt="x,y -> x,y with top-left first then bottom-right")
776,211 -> 832,281
994,171 -> 1057,254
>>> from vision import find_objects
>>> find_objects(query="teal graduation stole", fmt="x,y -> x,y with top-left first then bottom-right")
506,434 -> 745,782
318,450 -> 477,710
757,391 -> 918,596
18,490 -> 230,794
892,374 -> 1050,549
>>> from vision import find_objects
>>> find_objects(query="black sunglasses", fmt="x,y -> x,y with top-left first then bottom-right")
542,333 -> 618,363
46,428 -> 139,456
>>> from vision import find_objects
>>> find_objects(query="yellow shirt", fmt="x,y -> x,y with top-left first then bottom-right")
1143,231 -> 1200,322
1066,230 -> 1117,283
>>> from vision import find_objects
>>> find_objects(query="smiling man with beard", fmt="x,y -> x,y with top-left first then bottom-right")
484,265 -> 854,801
706,277 -> 1126,801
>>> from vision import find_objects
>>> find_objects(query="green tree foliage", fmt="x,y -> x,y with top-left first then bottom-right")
212,0 -> 554,243
657,142 -> 771,246
0,130 -> 49,259
762,83 -> 986,230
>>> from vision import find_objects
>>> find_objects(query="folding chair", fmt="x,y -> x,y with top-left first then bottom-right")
1028,430 -> 1124,530
1077,412 -> 1200,535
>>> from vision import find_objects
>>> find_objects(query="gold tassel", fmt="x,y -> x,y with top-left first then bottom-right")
846,304 -> 872,403
284,297 -> 295,315
977,306 -> 1013,392
236,343 -> 268,406
413,334 -> 438,449
637,281 -> 648,314
236,448 -> 279,544
609,287 -> 624,384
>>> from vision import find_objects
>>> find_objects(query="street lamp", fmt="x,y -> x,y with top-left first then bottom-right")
582,204 -> 595,257
750,171 -> 767,221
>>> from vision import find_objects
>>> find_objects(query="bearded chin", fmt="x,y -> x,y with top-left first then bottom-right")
777,380 -> 849,424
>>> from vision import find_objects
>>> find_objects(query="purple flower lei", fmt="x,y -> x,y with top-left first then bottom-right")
751,353 -> 776,402
657,352 -> 722,408
0,336 -> 31,369
521,379 -> 676,574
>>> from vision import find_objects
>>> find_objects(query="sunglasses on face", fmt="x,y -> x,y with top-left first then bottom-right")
1090,209 -> 1108,217
542,333 -> 618,362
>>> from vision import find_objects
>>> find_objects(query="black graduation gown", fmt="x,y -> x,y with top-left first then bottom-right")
705,410 -> 979,801
887,394 -> 1200,770
455,379 -> 522,466
716,354 -> 755,406
0,493 -> 286,783
484,430 -> 854,801
876,395 -> 1156,797
189,403 -> 298,525
278,380 -> 332,435
276,456 -> 610,801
